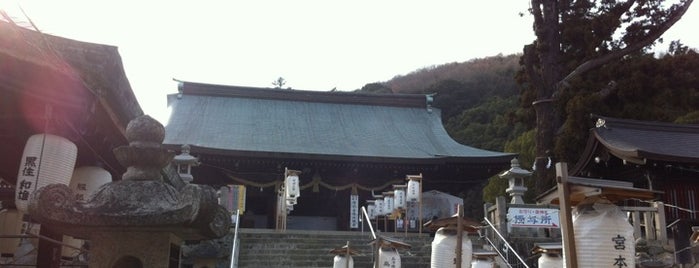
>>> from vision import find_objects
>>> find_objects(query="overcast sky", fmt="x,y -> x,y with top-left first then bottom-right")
2,1 -> 698,123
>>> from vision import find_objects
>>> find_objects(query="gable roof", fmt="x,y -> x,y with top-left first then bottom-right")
572,115 -> 699,173
164,81 -> 513,164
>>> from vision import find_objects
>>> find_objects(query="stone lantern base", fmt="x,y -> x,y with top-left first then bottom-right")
90,231 -> 182,268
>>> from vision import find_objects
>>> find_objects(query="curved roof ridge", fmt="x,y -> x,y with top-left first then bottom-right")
593,114 -> 699,133
176,80 -> 431,108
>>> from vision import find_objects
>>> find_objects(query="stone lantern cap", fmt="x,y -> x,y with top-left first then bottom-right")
28,115 -> 231,240
173,144 -> 200,166
498,158 -> 532,179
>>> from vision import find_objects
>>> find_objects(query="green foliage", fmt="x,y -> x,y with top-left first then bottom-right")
445,96 -> 525,151
357,82 -> 393,93
553,51 -> 699,163
675,111 -> 699,124
376,46 -> 699,205
482,176 -> 508,204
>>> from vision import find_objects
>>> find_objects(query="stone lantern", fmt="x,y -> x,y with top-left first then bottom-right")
28,115 -> 230,268
173,144 -> 199,183
498,158 -> 532,204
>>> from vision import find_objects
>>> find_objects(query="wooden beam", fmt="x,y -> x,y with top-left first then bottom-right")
556,162 -> 577,268
456,204 -> 463,268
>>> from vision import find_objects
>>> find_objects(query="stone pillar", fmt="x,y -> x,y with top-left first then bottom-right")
89,231 -> 182,268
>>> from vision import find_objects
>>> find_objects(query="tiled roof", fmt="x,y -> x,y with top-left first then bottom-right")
164,81 -> 513,164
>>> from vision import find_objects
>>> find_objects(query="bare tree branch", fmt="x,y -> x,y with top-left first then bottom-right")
559,0 -> 694,88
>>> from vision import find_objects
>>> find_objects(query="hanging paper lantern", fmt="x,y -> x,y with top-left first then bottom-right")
573,200 -> 635,268
285,175 -> 300,200
0,210 -> 23,257
68,166 -> 112,203
15,134 -> 77,213
383,194 -> 394,215
430,227 -> 472,268
62,166 -> 112,260
394,188 -> 406,209
374,199 -> 384,216
367,204 -> 376,219
406,179 -> 420,202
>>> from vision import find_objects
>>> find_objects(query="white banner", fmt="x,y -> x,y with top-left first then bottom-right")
350,195 -> 359,228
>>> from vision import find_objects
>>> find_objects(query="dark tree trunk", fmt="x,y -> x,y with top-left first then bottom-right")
530,0 -> 564,195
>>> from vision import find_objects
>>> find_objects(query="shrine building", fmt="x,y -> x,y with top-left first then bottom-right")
163,81 -> 514,231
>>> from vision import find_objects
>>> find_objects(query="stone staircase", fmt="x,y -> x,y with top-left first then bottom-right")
236,228 -> 436,268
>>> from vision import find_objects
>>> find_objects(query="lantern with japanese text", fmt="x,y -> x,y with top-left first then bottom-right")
406,177 -> 420,202
572,199 -> 635,268
374,198 -> 384,216
285,174 -> 300,200
15,134 -> 77,213
366,201 -> 376,219
430,227 -> 472,268
393,187 -> 406,209
62,166 -> 112,260
378,247 -> 401,268
0,209 -> 23,257
68,166 -> 112,203
383,192 -> 394,215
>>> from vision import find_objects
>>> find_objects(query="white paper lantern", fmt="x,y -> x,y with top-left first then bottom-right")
379,248 -> 401,268
69,166 -> 112,203
383,195 -> 394,215
367,204 -> 376,219
62,166 -> 112,259
572,201 -> 635,268
332,255 -> 354,268
374,199 -> 384,216
15,134 -> 77,213
394,189 -> 406,209
538,253 -> 563,268
285,175 -> 300,199
471,258 -> 495,268
406,179 -> 420,202
0,210 -> 23,256
430,227 -> 472,268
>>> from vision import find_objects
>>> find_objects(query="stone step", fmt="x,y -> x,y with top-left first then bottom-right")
235,229 -> 436,268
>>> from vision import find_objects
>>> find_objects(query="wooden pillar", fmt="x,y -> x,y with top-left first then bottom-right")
632,211 -> 642,239
555,162 -> 577,268
495,196 -> 508,237
37,226 -> 62,268
644,211 -> 656,240
653,201 -> 668,243
456,204 -> 463,268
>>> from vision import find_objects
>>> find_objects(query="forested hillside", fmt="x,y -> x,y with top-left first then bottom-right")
359,54 -> 527,152
357,48 -> 699,204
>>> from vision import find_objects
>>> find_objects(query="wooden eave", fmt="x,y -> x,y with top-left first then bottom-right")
537,176 -> 662,206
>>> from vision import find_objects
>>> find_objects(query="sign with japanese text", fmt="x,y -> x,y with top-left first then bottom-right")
507,207 -> 559,228
349,195 -> 359,229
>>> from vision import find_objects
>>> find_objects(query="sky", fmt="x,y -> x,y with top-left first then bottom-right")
2,1 -> 698,123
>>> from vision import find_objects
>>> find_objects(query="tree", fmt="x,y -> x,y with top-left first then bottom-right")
272,77 -> 287,89
522,0 -> 694,194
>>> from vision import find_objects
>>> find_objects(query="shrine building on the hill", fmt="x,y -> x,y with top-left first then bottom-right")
163,81 -> 513,231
